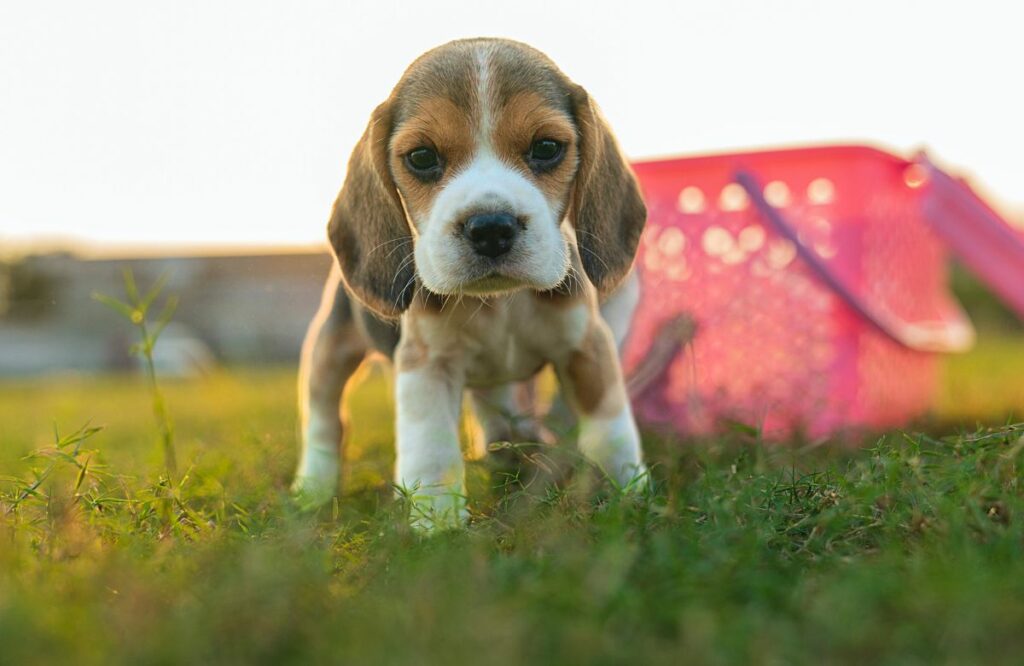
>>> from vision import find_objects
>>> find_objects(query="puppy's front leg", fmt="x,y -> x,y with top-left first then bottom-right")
556,319 -> 648,489
293,267 -> 366,508
395,345 -> 467,530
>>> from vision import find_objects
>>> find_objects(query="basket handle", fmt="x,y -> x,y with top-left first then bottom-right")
915,151 -> 1024,319
734,170 -> 975,353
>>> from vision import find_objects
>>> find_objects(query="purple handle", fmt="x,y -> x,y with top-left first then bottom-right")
915,152 -> 1024,320
735,170 -> 974,353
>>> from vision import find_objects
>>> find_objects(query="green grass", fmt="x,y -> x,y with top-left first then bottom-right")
1,337 -> 1024,665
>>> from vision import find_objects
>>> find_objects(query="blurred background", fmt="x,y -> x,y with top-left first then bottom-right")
1,0 -> 1021,426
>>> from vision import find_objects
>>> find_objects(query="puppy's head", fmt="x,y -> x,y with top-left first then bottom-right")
328,38 -> 646,317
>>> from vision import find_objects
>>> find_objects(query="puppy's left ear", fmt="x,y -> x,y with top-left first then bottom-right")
569,86 -> 647,295
327,100 -> 415,319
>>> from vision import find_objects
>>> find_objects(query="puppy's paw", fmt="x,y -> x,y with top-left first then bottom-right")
619,462 -> 652,495
291,475 -> 338,511
400,487 -> 468,533
291,442 -> 340,510
291,464 -> 340,513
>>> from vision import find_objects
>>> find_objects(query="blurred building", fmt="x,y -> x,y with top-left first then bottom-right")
0,251 -> 332,375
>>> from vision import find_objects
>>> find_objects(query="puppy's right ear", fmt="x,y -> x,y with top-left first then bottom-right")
327,101 -> 415,319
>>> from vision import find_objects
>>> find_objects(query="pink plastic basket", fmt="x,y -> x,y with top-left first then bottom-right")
623,145 -> 1024,439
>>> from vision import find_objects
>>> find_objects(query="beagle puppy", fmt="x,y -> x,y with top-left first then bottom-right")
293,38 -> 648,528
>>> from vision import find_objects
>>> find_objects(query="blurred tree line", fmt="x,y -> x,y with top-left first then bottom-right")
0,259 -> 57,320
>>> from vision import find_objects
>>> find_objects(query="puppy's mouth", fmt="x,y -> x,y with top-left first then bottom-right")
415,234 -> 571,297
459,273 -> 527,295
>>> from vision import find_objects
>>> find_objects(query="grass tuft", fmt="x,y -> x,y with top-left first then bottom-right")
93,268 -> 179,478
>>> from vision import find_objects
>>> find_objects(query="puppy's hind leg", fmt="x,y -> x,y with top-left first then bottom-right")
469,384 -> 546,453
293,265 -> 368,508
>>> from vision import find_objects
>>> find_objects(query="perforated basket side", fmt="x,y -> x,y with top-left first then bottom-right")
626,145 -> 969,438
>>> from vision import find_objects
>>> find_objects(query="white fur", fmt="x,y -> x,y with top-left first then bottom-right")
474,46 -> 494,146
414,152 -> 569,295
577,400 -> 648,489
295,412 -> 341,486
292,409 -> 344,504
599,269 -> 641,350
394,363 -> 468,530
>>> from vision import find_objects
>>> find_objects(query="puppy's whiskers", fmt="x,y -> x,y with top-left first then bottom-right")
573,231 -> 614,278
382,237 -> 414,262
391,252 -> 417,305
397,272 -> 418,308
364,235 -> 413,260
566,263 -> 585,298
467,297 -> 488,325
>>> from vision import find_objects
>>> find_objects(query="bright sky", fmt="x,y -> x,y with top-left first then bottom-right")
2,0 -> 1022,254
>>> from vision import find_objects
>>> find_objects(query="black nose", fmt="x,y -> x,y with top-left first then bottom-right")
463,212 -> 518,258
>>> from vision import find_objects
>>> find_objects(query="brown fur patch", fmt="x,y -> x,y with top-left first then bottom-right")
300,278 -> 368,448
568,88 -> 647,295
389,95 -> 477,225
327,102 -> 416,319
484,40 -> 575,116
491,91 -> 578,210
308,323 -> 366,399
564,324 -> 624,415
389,41 -> 481,127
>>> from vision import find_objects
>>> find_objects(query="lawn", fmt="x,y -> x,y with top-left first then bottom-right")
1,336 -> 1023,664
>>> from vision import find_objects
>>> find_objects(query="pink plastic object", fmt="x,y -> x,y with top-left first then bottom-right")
915,153 -> 1024,318
622,144 -> 1021,439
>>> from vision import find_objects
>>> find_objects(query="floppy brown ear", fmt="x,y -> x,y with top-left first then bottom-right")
327,101 -> 415,318
569,86 -> 647,295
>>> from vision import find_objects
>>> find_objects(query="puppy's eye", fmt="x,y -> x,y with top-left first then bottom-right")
526,139 -> 564,171
405,147 -> 442,180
